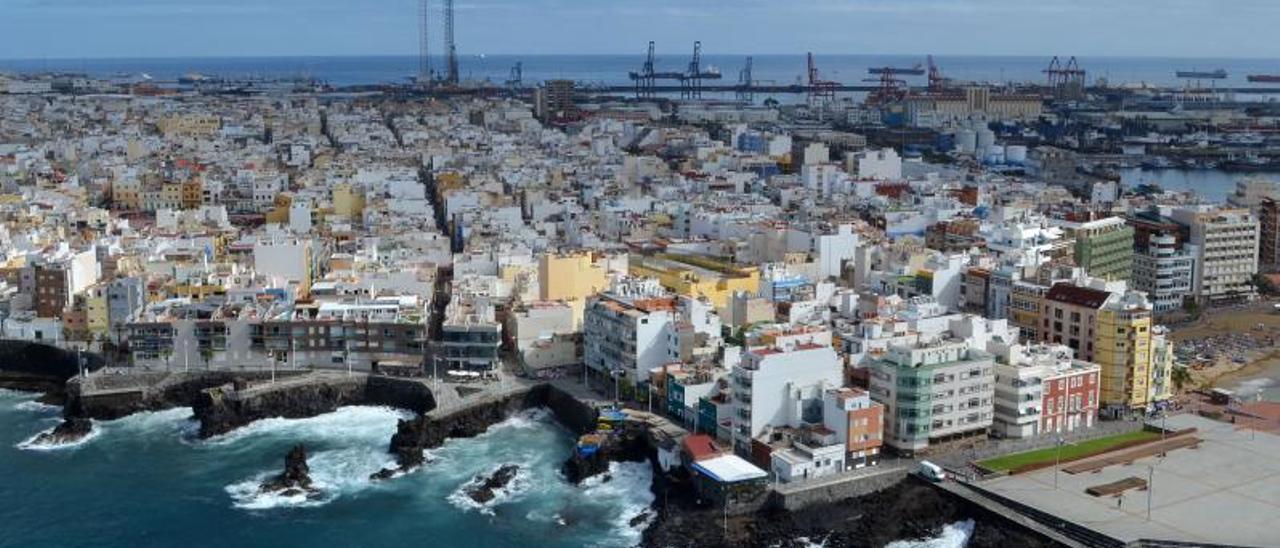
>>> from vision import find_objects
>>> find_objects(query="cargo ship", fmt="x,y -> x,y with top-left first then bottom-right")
1247,74 -> 1280,83
1175,69 -> 1227,79
868,64 -> 925,76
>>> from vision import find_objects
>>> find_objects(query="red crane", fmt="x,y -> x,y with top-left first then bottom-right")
927,55 -> 946,93
807,52 -> 838,104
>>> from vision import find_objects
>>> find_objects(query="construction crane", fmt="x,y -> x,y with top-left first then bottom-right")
807,52 -> 838,105
444,0 -> 459,85
417,0 -> 431,85
505,62 -> 522,90
736,56 -> 754,101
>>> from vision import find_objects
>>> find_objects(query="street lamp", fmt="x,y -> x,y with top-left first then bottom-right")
1146,464 -> 1155,521
1054,435 -> 1068,490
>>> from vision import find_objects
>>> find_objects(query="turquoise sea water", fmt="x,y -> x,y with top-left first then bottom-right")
0,389 -> 652,548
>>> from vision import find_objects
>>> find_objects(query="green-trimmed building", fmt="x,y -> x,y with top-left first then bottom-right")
1067,217 -> 1134,282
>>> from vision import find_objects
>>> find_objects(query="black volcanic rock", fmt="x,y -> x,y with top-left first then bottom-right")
28,417 -> 92,446
259,444 -> 321,499
465,464 -> 520,504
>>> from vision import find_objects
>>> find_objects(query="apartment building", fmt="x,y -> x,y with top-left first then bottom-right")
1170,206 -> 1259,304
582,279 -> 677,386
729,341 -> 843,456
868,340 -> 995,455
1061,217 -> 1134,282
990,342 -> 1100,438
1132,233 -> 1196,314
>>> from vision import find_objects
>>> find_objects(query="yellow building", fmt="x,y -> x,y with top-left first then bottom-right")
629,253 -> 759,314
539,252 -> 610,326
112,178 -> 142,211
157,114 -> 221,138
1094,293 -> 1154,414
332,183 -> 365,219
181,180 -> 204,209
85,284 -> 108,335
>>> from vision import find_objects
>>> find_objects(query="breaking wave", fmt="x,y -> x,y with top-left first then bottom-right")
886,519 -> 975,548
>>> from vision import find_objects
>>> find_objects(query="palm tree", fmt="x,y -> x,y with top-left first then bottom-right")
200,346 -> 214,371
1171,366 -> 1192,393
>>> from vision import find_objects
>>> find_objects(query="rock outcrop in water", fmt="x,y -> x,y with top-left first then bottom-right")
27,417 -> 93,447
259,444 -> 321,499
464,464 -> 520,504
561,419 -> 651,484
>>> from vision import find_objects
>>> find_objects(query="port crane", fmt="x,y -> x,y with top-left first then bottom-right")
628,41 -> 685,98
926,55 -> 947,93
505,62 -> 522,90
680,41 -> 722,99
807,52 -> 839,105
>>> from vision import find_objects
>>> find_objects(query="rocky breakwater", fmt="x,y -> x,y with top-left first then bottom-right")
375,386 -> 546,478
192,375 -> 369,438
258,444 -> 322,501
66,370 -> 315,421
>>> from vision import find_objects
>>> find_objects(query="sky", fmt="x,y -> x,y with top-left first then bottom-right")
2,0 -> 1279,59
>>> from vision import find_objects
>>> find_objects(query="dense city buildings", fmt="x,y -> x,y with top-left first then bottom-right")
3,55 -> 1271,506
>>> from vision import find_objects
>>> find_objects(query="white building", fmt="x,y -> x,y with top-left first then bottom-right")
1171,206 -> 1259,304
852,148 -> 902,180
729,340 -> 843,456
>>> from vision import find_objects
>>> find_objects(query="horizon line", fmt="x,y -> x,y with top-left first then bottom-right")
3,52 -> 1279,63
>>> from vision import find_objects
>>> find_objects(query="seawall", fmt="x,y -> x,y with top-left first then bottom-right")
383,383 -> 601,472
191,373 -> 440,438
0,340 -> 107,403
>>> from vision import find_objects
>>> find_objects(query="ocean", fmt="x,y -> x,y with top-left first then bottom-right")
3,54 -> 1280,89
0,388 -> 979,548
0,389 -> 653,548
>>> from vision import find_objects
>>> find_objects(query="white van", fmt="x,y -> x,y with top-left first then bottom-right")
917,460 -> 946,482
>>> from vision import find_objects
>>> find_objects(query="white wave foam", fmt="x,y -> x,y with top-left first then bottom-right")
12,400 -> 61,413
581,461 -> 656,547
16,423 -> 100,451
447,464 -> 533,515
202,406 -> 410,447
226,473 -> 335,510
886,519 -> 975,548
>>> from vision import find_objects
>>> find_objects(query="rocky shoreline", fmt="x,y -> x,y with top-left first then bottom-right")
641,476 -> 1062,548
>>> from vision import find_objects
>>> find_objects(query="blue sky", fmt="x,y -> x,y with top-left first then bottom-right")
2,0 -> 1277,59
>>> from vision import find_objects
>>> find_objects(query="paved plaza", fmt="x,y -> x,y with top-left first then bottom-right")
979,414 -> 1280,547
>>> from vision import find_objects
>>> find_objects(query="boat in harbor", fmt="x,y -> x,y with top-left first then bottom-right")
1247,74 -> 1280,83
1175,69 -> 1227,79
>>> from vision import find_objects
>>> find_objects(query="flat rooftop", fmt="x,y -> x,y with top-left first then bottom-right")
978,414 -> 1280,547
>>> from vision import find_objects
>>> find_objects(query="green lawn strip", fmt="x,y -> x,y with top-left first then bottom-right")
978,430 -> 1161,472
